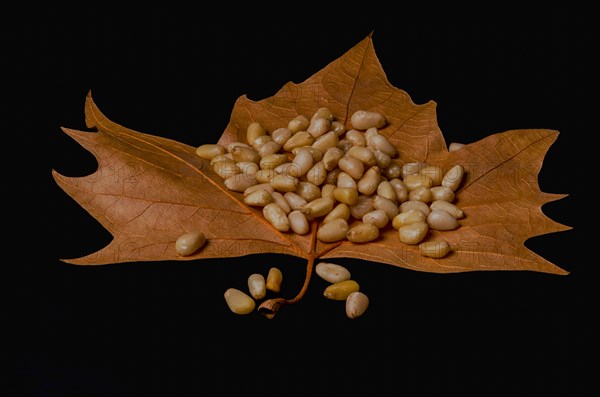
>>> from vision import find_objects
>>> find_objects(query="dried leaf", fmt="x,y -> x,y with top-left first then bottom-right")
53,34 -> 569,277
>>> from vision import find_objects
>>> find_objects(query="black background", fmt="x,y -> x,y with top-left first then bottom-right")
9,6 -> 594,395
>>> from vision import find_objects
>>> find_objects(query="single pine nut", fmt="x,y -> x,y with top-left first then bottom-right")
212,160 -> 240,180
357,166 -> 380,195
224,288 -> 255,315
292,146 -> 323,162
274,162 -> 295,175
257,141 -> 281,158
283,192 -> 308,210
311,107 -> 334,121
283,131 -> 314,152
263,203 -> 290,232
315,262 -> 351,283
430,200 -> 464,219
384,161 -> 402,179
347,222 -> 380,243
175,232 -> 206,256
325,168 -> 342,185
288,210 -> 310,235
295,182 -> 321,202
302,197 -> 334,220
307,117 -> 331,138
254,169 -> 277,183
270,174 -> 299,192
419,240 -> 451,258
196,144 -> 227,160
224,174 -> 256,192
322,203 -> 351,224
321,184 -> 337,201
338,156 -> 365,180
333,187 -> 359,205
266,267 -> 283,293
398,221 -> 429,244
441,165 -> 464,191
288,115 -> 310,134
317,218 -> 349,242
231,145 -> 260,164
259,153 -> 289,170
420,166 -> 444,186
400,162 -> 427,179
372,195 -> 399,220
377,180 -> 397,202
247,273 -> 266,300
400,200 -> 431,216
427,209 -> 459,230
389,179 -> 409,203
236,162 -> 259,180
364,127 -> 379,139
346,291 -> 369,319
227,142 -> 252,153
362,209 -> 389,228
271,191 -> 291,214
288,148 -> 314,177
408,186 -> 433,203
211,153 -> 234,167
244,183 -> 274,196
271,127 -> 292,145
251,135 -> 272,150
367,133 -> 396,157
347,146 -> 377,167
337,139 -> 353,153
312,131 -> 339,154
331,121 -> 346,136
448,142 -> 465,151
323,280 -> 360,300
403,174 -> 433,191
323,147 -> 344,171
247,122 -> 266,144
373,149 -> 392,168
430,186 -> 455,202
306,161 -> 327,186
350,110 -> 386,130
392,208 -> 428,229
337,172 -> 358,189
244,189 -> 273,206
345,129 -> 366,146
349,195 -> 375,219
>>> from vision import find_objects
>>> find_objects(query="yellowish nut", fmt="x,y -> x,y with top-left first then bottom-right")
325,168 -> 342,185
346,222 -> 380,243
448,142 -> 465,152
377,180 -> 397,203
372,195 -> 399,220
270,191 -> 291,214
323,280 -> 360,301
338,156 -> 365,180
373,149 -> 391,169
392,209 -> 427,230
419,240 -> 451,258
347,146 -> 377,167
257,141 -> 282,158
389,178 -> 408,203
244,189 -> 273,207
244,183 -> 274,196
430,200 -> 464,219
400,200 -> 431,216
362,209 -> 389,228
266,267 -> 283,293
292,146 -> 322,162
224,288 -> 255,315
231,145 -> 260,164
263,203 -> 290,232
321,184 -> 337,201
441,164 -> 465,191
317,218 -> 349,242
288,148 -> 314,177
403,174 -> 433,191
288,210 -> 310,235
398,221 -> 429,244
367,133 -> 396,157
306,161 -> 327,186
408,186 -> 433,203
283,131 -> 315,152
312,131 -> 339,155
271,127 -> 292,146
315,262 -> 351,283
287,115 -> 310,134
331,121 -> 345,136
302,197 -> 334,220
427,209 -> 459,231
311,107 -> 334,122
350,110 -> 386,130
337,172 -> 358,189
400,162 -> 427,179
357,166 -> 381,195
247,273 -> 266,300
346,129 -> 366,146
283,192 -> 307,211
224,174 -> 256,192
333,187 -> 359,205
322,147 -> 344,171
430,186 -> 455,202
227,142 -> 252,153
175,232 -> 206,256
254,169 -> 277,184
246,122 -> 266,144
270,174 -> 299,192
196,144 -> 227,160
345,291 -> 369,319
212,160 -> 240,180
384,161 -> 402,179
420,166 -> 444,186
322,203 -> 351,225
349,195 -> 375,219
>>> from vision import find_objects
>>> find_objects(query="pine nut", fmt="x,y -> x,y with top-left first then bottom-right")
331,121 -> 346,136
271,191 -> 291,214
224,174 -> 256,192
295,182 -> 321,202
244,183 -> 274,196
392,208 -> 428,229
337,139 -> 353,153
288,210 -> 310,235
244,189 -> 273,206
408,186 -> 433,203
373,149 -> 392,168
266,267 -> 283,292
227,142 -> 252,153
337,172 -> 358,189
311,107 -> 334,122
420,166 -> 444,186
325,168 -> 342,185
347,222 -> 380,243
271,127 -> 292,145
338,156 -> 365,180
257,141 -> 281,158
372,195 -> 399,220
315,262 -> 351,283
367,133 -> 396,157
263,203 -> 290,232
288,148 -> 314,177
419,240 -> 451,258
254,169 -> 277,184
251,135 -> 272,150
323,280 -> 360,300
347,146 -> 377,166
427,209 -> 459,230
175,232 -> 206,256
302,197 -> 334,220
333,187 -> 359,205
362,209 -> 389,228
317,218 -> 349,242
399,200 -> 431,216
247,122 -> 267,144
321,184 -> 337,201
389,178 -> 409,203
398,221 -> 429,244
346,129 -> 366,146
196,144 -> 227,160
211,153 -> 234,167
307,117 -> 331,138
247,273 -> 266,300
312,131 -> 339,155
384,161 -> 402,179
323,147 -> 344,171
377,180 -> 397,202
430,186 -> 455,202
346,291 -> 369,319
322,203 -> 351,224
270,174 -> 299,192
231,145 -> 260,164
287,115 -> 310,134
349,195 -> 375,219
306,161 -> 327,186
236,162 -> 259,180
350,110 -> 386,130
224,288 -> 255,315
441,165 -> 464,191
293,146 -> 323,162
283,192 -> 308,211
357,166 -> 380,195
403,174 -> 433,191
400,162 -> 427,179
430,200 -> 464,219
283,131 -> 314,152
212,160 -> 240,180
259,153 -> 289,170
448,142 -> 465,151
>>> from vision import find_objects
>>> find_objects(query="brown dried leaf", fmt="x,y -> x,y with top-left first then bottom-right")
53,34 -> 569,275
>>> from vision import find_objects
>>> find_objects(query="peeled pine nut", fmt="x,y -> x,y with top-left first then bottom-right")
257,141 -> 281,158
430,186 -> 455,202
337,172 -> 358,189
244,189 -> 273,206
302,197 -> 334,220
442,165 -> 464,191
404,174 -> 433,191
283,192 -> 307,211
398,221 -> 429,244
244,183 -> 274,196
231,146 -> 260,164
323,280 -> 360,300
373,149 -> 391,168
392,209 -> 427,230
271,191 -> 291,214
317,218 -> 349,242
247,122 -> 266,144
400,200 -> 431,216
211,153 -> 233,167
311,107 -> 334,122
347,222 -> 379,243
347,146 -> 377,167
357,167 -> 380,195
346,129 -> 366,146
266,267 -> 283,292
283,131 -> 314,152
306,161 -> 327,186
427,209 -> 459,231
295,182 -> 321,202
236,161 -> 259,178
322,147 -> 344,171
321,184 -> 337,201
247,273 -> 266,300
372,195 -> 399,220
400,162 -> 427,179
254,169 -> 277,184
259,153 -> 288,170
307,117 -> 331,138
293,146 -> 322,162
333,187 -> 359,205
175,232 -> 206,256
224,174 -> 256,192
322,203 -> 351,224
377,180 -> 397,202
448,142 -> 465,151
331,121 -> 345,136
346,291 -> 369,319
227,142 -> 252,153
430,200 -> 464,219
196,144 -> 227,160
350,110 -> 386,130
384,161 -> 402,179
312,131 -> 339,154
389,179 -> 408,203
408,186 -> 433,203
263,203 -> 290,232
224,288 -> 255,315
419,240 -> 451,258
315,262 -> 351,283
212,160 -> 240,180
367,133 -> 396,157
271,127 -> 292,145
288,210 -> 310,235
270,174 -> 299,192
420,166 -> 444,186
287,115 -> 310,134
362,209 -> 389,228
349,195 -> 375,219
338,156 -> 365,180
251,135 -> 272,150
288,148 -> 314,177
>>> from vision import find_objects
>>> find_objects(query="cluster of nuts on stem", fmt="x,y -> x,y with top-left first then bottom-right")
195,107 -> 466,257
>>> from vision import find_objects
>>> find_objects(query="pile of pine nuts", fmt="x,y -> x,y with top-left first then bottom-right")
196,108 -> 465,258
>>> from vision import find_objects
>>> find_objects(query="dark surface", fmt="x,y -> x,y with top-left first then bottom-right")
9,6 -> 593,395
